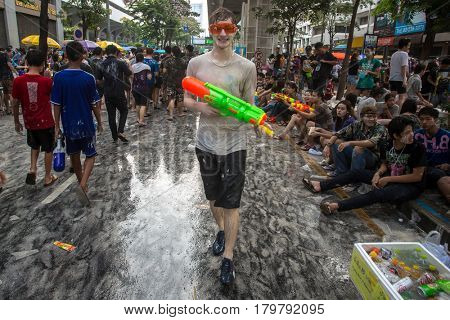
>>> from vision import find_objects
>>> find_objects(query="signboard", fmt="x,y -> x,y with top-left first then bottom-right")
364,34 -> 378,50
377,36 -> 394,47
15,0 -> 57,19
73,29 -> 83,41
394,11 -> 426,36
373,14 -> 395,36
192,37 -> 205,45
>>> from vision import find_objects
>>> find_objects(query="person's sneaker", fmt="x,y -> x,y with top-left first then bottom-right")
212,230 -> 225,256
220,258 -> 235,285
308,148 -> 322,156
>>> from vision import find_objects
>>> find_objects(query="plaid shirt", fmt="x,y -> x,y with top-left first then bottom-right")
335,120 -> 387,157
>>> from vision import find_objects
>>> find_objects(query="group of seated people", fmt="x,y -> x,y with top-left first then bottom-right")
256,73 -> 449,214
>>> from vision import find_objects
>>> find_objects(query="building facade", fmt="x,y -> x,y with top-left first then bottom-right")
1,0 -> 64,48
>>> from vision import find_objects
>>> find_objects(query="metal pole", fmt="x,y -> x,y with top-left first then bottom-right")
106,1 -> 111,41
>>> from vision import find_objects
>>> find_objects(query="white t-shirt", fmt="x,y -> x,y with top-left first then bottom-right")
389,50 -> 409,82
186,52 -> 257,155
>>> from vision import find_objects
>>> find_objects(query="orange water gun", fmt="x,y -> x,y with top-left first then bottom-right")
291,101 -> 315,113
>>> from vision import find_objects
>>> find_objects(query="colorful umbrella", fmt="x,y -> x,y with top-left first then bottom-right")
96,41 -> 124,52
21,35 -> 61,49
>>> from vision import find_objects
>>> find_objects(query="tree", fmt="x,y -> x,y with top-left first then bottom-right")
39,0 -> 49,54
374,0 -> 450,60
336,0 -> 361,100
311,0 -> 353,49
173,17 -> 203,46
63,0 -> 108,40
127,0 -> 196,47
255,0 -> 328,80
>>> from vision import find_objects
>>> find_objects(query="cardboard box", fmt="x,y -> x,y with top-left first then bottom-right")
349,242 -> 450,300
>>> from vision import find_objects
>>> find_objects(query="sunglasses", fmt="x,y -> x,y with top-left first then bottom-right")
209,22 -> 238,35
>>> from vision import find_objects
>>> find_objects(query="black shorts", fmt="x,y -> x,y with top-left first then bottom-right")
389,80 -> 406,94
425,167 -> 450,187
132,90 -> 149,106
27,127 -> 55,152
196,148 -> 247,209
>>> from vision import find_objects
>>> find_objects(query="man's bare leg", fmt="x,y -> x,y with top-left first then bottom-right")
278,115 -> 300,139
80,156 -> 95,192
44,152 -> 54,184
167,99 -> 175,120
437,176 -> 450,203
30,149 -> 39,174
70,153 -> 83,183
209,200 -> 224,230
222,208 -> 240,260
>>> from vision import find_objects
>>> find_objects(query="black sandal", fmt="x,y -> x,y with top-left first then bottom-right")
320,201 -> 337,216
302,178 -> 319,193
25,172 -> 36,185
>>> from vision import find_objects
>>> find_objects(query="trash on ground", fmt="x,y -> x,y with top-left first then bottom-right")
53,241 -> 76,252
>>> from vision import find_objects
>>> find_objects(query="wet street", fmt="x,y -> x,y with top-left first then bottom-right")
0,109 -> 424,299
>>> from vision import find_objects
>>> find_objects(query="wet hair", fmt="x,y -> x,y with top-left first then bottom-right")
136,47 -> 144,54
314,42 -> 323,50
146,47 -> 154,55
398,38 -> 411,49
312,90 -> 324,99
286,81 -> 298,92
400,99 -> 418,114
305,46 -> 312,51
185,44 -> 194,53
26,49 -> 45,67
370,87 -> 384,98
52,53 -> 59,62
388,116 -> 414,138
164,46 -> 172,54
209,7 -> 236,24
336,100 -> 355,118
105,44 -> 118,55
414,63 -> 426,74
135,53 -> 144,63
93,47 -> 103,56
365,45 -> 374,51
360,105 -> 377,117
345,92 -> 358,108
65,41 -> 84,61
384,93 -> 395,102
172,46 -> 182,58
418,107 -> 439,119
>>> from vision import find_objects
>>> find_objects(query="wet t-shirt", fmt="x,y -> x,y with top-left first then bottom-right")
186,52 -> 257,155
12,74 -> 54,130
380,141 -> 426,178
51,69 -> 100,140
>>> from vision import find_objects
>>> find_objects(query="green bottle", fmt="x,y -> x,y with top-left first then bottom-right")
418,279 -> 450,297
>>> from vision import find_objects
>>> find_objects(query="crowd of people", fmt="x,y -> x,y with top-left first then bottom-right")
254,37 -> 449,215
0,6 -> 449,285
0,42 -> 196,196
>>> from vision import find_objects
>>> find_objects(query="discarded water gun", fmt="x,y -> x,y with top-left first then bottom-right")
290,101 -> 315,113
182,76 -> 273,137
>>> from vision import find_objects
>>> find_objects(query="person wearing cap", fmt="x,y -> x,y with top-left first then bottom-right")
321,105 -> 387,176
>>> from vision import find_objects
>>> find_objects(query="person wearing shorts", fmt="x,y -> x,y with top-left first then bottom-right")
0,48 -> 17,114
51,41 -> 103,205
389,38 -> 411,107
165,46 -> 187,120
184,7 -> 257,285
12,49 -> 57,187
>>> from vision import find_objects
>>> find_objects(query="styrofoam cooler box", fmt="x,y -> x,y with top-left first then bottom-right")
349,242 -> 450,300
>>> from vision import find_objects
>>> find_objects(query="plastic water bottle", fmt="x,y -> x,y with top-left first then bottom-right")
53,135 -> 65,172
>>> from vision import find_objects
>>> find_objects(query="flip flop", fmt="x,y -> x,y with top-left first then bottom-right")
167,117 -> 174,121
25,172 -> 36,185
320,201 -> 337,216
302,178 -> 319,194
44,175 -> 58,187
300,144 -> 312,151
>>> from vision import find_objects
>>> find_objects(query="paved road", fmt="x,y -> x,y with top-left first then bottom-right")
0,109 -> 424,299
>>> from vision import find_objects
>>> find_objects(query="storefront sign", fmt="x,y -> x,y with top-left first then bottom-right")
377,36 -> 394,47
15,0 -> 57,17
374,14 -> 395,37
395,11 -> 426,36
192,37 -> 205,45
364,34 -> 378,50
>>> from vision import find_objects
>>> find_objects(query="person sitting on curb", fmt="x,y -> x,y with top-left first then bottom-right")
414,107 -> 450,203
303,116 -> 426,215
322,105 -> 387,178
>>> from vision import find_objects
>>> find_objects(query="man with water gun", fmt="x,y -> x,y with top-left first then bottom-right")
183,7 -> 263,285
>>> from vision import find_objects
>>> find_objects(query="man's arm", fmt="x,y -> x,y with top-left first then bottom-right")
12,98 -> 23,133
381,166 -> 425,184
321,59 -> 338,65
401,65 -> 408,87
7,60 -> 18,77
53,104 -> 61,133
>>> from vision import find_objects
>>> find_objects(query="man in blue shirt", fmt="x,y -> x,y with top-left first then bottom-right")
51,41 -> 103,205
414,107 -> 450,202
143,48 -> 159,109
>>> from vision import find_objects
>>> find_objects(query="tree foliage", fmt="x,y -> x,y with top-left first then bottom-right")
127,0 -> 199,47
62,0 -> 108,40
